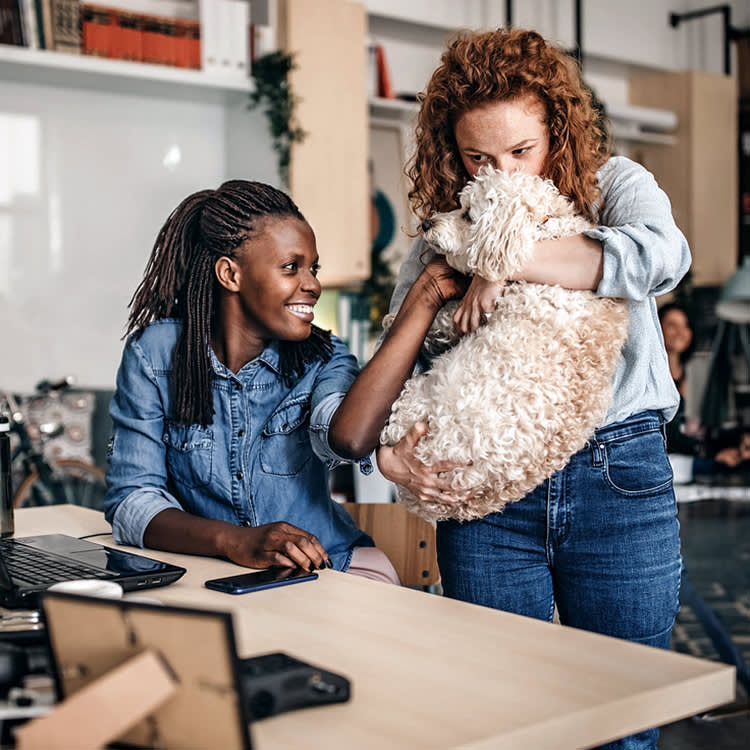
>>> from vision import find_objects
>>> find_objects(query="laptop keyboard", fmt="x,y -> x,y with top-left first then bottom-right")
0,539 -> 113,585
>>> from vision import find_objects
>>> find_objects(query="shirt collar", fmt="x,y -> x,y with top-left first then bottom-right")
209,340 -> 282,380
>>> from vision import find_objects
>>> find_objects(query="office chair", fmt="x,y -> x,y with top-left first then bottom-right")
342,502 -> 440,589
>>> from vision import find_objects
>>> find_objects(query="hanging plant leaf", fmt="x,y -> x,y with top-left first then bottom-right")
249,51 -> 307,186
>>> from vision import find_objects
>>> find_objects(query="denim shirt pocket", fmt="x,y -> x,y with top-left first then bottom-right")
260,397 -> 311,477
163,421 -> 214,489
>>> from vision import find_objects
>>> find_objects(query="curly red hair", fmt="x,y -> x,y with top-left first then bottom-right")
408,28 -> 611,223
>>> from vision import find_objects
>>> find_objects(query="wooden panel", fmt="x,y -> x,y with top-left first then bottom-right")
629,71 -> 738,288
342,502 -> 439,586
281,0 -> 370,287
690,72 -> 738,286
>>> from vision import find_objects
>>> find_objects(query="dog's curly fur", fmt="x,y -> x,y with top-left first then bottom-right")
380,169 -> 630,522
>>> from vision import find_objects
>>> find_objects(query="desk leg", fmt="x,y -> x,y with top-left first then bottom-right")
14,649 -> 178,750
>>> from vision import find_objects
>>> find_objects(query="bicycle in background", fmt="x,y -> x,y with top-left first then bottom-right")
0,379 -> 107,510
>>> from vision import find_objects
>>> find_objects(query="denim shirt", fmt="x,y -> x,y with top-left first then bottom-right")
104,319 -> 373,571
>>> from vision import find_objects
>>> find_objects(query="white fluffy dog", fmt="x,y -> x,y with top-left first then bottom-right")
380,168 -> 629,522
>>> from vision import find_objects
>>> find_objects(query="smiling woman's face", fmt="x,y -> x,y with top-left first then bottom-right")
229,216 -> 322,344
454,94 -> 550,179
660,308 -> 693,357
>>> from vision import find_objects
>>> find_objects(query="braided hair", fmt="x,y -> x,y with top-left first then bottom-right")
127,180 -> 333,427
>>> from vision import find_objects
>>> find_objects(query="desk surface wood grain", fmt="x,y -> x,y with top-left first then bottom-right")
15,505 -> 735,750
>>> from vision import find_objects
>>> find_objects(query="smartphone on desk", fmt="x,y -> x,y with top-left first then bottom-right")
204,567 -> 318,594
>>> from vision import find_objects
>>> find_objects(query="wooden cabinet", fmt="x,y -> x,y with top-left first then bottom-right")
629,71 -> 738,287
278,0 -> 370,288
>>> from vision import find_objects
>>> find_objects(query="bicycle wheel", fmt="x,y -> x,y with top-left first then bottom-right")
14,459 -> 107,510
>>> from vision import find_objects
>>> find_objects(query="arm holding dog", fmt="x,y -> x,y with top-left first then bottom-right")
453,158 -> 688,333
328,257 -> 467,459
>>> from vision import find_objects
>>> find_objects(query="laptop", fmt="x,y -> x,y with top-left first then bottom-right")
0,534 -> 187,608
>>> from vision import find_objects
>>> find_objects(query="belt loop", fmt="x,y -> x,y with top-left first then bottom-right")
591,439 -> 604,467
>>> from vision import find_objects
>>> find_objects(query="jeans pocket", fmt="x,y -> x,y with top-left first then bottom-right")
163,421 -> 214,489
602,427 -> 673,496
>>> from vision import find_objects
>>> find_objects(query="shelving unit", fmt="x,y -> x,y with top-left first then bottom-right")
606,102 -> 677,145
630,70 -> 738,288
0,44 -> 252,104
368,94 -> 677,146
369,95 -> 418,120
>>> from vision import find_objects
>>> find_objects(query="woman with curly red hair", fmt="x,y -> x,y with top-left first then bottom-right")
372,28 -> 691,750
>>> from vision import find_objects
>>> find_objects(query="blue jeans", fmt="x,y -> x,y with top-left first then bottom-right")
437,411 -> 682,750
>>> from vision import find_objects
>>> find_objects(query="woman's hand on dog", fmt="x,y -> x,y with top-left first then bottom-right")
377,422 -> 466,503
416,257 -> 470,312
453,275 -> 504,335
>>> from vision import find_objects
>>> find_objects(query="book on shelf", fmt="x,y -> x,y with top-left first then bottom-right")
79,3 -> 201,69
5,0 -> 206,71
19,0 -> 39,48
374,43 -> 394,99
200,0 -> 248,78
51,0 -> 80,53
0,0 -> 25,46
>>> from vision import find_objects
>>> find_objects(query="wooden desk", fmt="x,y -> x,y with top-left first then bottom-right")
16,505 -> 735,750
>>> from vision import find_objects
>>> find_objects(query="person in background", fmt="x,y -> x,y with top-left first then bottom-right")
659,302 -> 750,479
104,180 -> 411,584
357,28 -> 691,750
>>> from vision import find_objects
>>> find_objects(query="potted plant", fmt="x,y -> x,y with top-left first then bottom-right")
249,51 -> 306,187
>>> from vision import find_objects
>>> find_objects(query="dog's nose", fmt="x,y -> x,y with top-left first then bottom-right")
421,219 -> 434,233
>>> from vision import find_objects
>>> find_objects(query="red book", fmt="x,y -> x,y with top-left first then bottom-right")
375,44 -> 394,99
140,13 -> 160,63
185,19 -> 199,69
162,18 -> 176,66
173,18 -> 188,67
116,10 -> 141,61
80,4 -> 112,57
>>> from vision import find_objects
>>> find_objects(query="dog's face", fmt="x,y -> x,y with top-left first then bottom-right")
422,168 -> 554,279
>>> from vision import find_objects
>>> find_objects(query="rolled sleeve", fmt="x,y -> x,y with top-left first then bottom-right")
309,392 -> 373,474
587,157 -> 691,301
104,331 -> 185,541
111,488 -> 183,547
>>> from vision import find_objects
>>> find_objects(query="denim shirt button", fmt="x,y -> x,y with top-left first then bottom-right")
236,471 -> 243,480
238,429 -> 245,437
282,423 -> 289,432
235,382 -> 243,391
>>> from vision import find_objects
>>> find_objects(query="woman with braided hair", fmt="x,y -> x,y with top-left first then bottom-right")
104,180 -> 464,581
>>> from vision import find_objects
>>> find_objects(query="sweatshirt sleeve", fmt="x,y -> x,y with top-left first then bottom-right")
584,156 -> 691,301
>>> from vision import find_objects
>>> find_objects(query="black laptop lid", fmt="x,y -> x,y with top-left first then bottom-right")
0,534 -> 186,607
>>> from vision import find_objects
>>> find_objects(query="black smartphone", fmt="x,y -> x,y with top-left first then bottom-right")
204,567 -> 318,594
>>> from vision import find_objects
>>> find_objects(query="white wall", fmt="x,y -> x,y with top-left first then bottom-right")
0,79 -> 273,391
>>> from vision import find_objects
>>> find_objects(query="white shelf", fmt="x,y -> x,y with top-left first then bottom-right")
607,102 -> 677,146
369,96 -> 419,120
369,95 -> 678,146
0,44 -> 252,104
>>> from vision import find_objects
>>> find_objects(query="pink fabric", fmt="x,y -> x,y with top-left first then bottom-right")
347,546 -> 401,586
